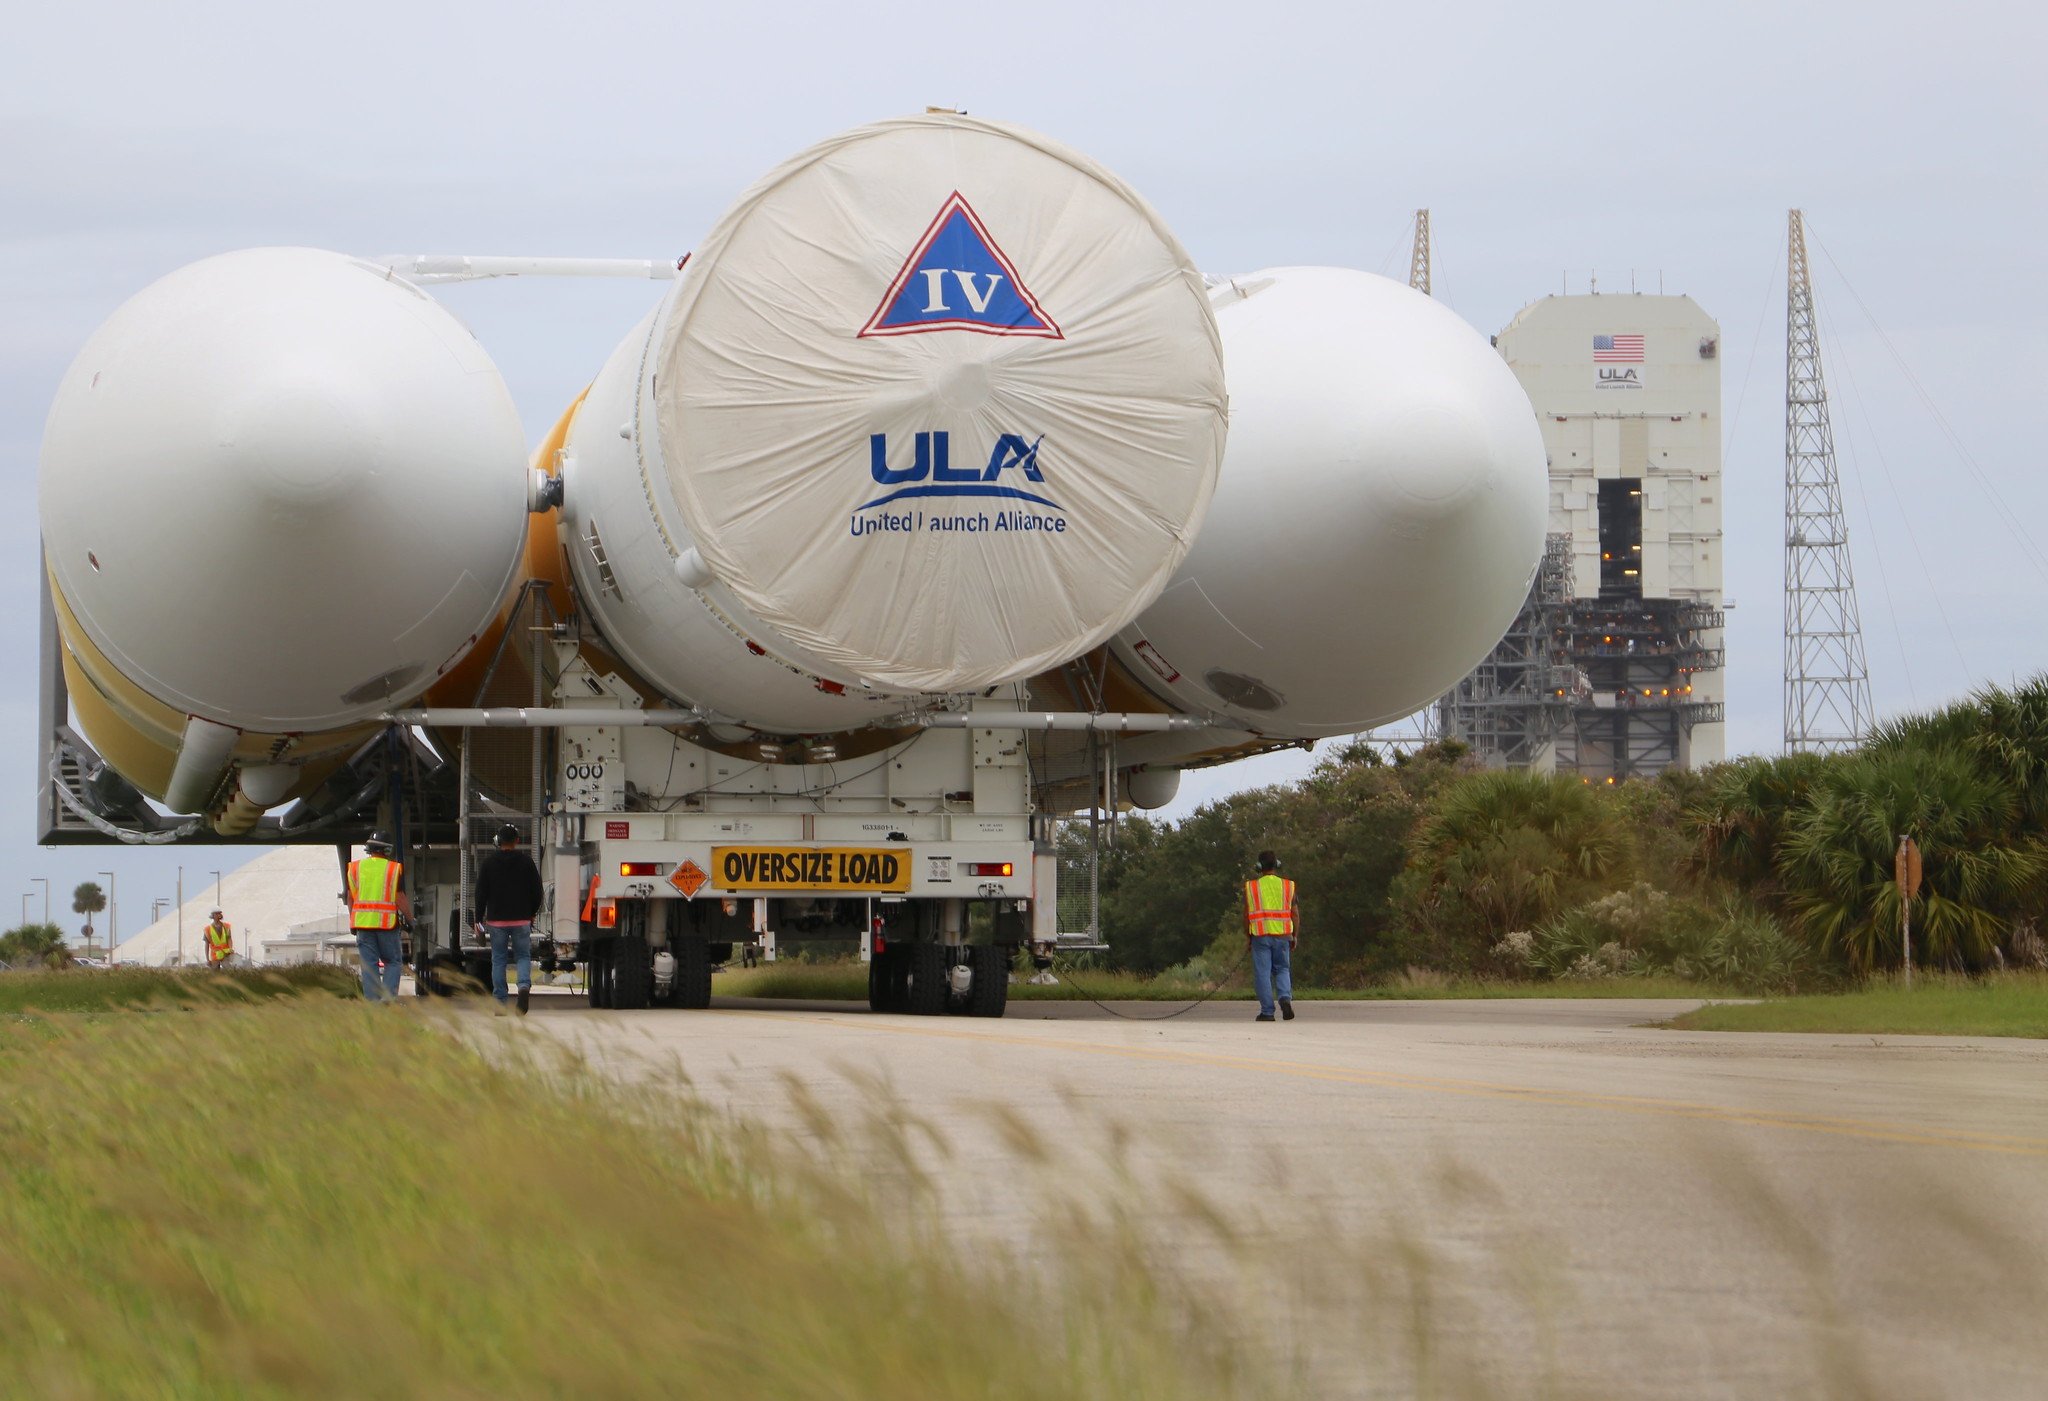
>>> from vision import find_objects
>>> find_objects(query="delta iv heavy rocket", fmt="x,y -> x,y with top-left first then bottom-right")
38,114 -> 1544,1002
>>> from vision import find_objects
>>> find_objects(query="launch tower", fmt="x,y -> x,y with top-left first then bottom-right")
1441,292 -> 1727,780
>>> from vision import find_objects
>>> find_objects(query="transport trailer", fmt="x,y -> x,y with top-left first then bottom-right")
404,650 -> 1057,1017
558,821 -> 1044,1016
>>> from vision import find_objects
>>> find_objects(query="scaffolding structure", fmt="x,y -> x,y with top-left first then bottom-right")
1440,542 -> 1727,777
1437,535 -> 1578,766
1550,597 -> 1726,779
1782,209 -> 1873,753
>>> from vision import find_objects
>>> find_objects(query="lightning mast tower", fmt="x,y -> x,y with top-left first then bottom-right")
1782,209 -> 1873,753
1408,209 -> 1432,297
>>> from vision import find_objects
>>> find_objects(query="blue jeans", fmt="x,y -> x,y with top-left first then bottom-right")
1251,936 -> 1293,1017
356,929 -> 403,1000
488,922 -> 533,1002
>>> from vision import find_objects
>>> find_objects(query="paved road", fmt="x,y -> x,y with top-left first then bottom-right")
528,995 -> 2048,1399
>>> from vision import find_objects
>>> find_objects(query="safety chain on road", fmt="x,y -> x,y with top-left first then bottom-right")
1047,947 -> 1253,1021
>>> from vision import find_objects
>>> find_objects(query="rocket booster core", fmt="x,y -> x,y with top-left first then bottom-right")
39,247 -> 530,809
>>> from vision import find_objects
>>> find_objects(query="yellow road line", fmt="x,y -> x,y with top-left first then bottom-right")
780,1013 -> 2048,1158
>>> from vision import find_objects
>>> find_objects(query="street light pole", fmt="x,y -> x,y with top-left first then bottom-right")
98,870 -> 116,963
176,866 -> 184,969
20,894 -> 30,927
31,876 -> 48,926
210,870 -> 223,910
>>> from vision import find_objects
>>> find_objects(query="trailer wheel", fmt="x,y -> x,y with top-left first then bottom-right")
867,948 -> 903,1013
587,938 -> 613,1009
613,932 -> 652,1010
967,944 -> 1009,1019
674,939 -> 712,1010
904,943 -> 947,1017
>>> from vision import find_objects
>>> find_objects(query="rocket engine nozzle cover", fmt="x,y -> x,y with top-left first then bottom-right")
39,247 -> 530,733
648,113 -> 1227,694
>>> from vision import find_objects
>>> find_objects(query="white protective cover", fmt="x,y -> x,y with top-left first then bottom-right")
39,248 -> 529,731
653,114 -> 1226,693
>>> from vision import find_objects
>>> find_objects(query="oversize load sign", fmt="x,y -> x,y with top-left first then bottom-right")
712,846 -> 911,893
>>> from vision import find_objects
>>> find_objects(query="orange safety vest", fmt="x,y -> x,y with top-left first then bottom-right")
348,855 -> 404,930
1243,874 -> 1296,937
205,921 -> 233,961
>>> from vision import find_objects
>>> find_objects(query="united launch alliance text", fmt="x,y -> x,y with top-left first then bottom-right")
850,508 -> 1068,537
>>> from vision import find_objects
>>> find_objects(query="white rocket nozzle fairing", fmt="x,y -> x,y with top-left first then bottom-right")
39,247 -> 530,808
1109,267 -> 1549,737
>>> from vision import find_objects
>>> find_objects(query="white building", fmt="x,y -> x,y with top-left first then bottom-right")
1443,292 -> 1727,779
114,845 -> 353,966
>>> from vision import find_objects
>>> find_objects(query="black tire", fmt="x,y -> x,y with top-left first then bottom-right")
674,939 -> 712,1010
613,932 -> 651,1010
904,943 -> 948,1017
587,939 -> 613,1009
867,949 -> 898,1012
967,944 -> 1009,1018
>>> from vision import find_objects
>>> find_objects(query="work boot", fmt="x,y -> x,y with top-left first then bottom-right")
1255,1012 -> 1275,1022
516,986 -> 530,1016
1280,998 -> 1295,1021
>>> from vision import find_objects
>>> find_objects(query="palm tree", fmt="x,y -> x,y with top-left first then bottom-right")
72,880 -> 107,957
1869,674 -> 2048,832
1688,752 -> 1830,895
0,923 -> 73,969
1967,675 -> 2048,831
1777,746 -> 2045,972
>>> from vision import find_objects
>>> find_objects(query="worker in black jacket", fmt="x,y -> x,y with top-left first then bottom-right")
474,823 -> 545,1014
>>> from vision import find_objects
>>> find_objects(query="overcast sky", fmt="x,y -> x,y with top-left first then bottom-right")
3,1 -> 2041,939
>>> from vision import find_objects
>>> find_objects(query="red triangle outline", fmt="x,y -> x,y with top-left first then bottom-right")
858,191 -> 1063,340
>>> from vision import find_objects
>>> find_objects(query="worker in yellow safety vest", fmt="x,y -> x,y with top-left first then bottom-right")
1242,851 -> 1299,1022
347,831 -> 413,1001
203,910 -> 234,965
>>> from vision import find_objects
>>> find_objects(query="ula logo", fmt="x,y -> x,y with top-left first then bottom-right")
859,192 -> 1061,339
1596,367 -> 1642,389
859,432 -> 1061,510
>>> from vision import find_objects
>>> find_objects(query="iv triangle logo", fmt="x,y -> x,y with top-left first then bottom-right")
858,192 -> 1062,340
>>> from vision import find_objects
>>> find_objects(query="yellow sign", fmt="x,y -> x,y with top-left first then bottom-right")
711,846 -> 910,893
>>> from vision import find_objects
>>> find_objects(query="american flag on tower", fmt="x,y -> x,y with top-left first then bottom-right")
1593,334 -> 1644,363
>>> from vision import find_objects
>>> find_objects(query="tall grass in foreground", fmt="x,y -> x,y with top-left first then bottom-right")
1667,971 -> 2048,1038
0,1000 -> 1267,1400
0,963 -> 356,1013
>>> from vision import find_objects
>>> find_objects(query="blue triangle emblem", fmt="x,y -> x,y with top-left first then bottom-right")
859,192 -> 1062,339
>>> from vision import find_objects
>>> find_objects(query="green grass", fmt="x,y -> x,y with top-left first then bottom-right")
715,960 -> 1727,1003
715,960 -> 871,1000
1664,971 -> 2048,1038
0,998 -> 1268,1399
0,963 -> 358,1013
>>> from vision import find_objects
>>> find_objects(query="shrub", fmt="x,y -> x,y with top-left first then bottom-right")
1503,886 -> 1811,993
1390,770 -> 1626,969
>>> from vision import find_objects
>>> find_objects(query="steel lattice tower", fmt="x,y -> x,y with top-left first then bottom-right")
1408,209 -> 1432,296
1782,209 -> 1873,753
